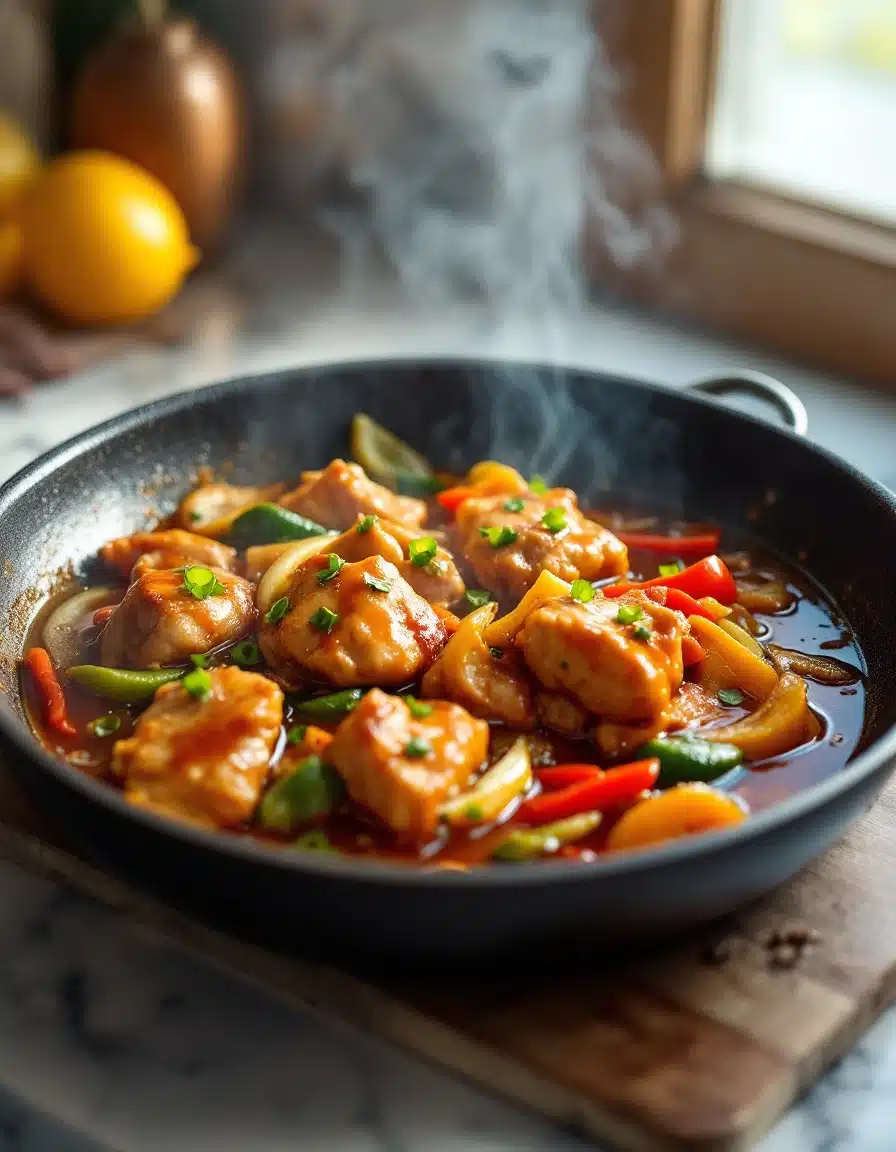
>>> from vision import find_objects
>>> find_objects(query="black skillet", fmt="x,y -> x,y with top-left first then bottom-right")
1,359 -> 895,970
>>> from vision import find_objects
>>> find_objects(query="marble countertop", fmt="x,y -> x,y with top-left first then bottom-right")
2,226 -> 896,1151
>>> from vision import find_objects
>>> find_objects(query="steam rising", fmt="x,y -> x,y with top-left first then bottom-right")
263,0 -> 674,491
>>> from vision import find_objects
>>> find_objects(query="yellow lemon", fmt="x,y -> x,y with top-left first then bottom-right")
21,151 -> 199,327
0,217 -> 23,298
0,114 -> 40,216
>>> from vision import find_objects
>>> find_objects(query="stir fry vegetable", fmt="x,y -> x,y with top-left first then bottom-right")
20,419 -> 864,869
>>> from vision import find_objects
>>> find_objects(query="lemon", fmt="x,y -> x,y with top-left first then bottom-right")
0,218 -> 23,298
21,151 -> 199,327
0,114 -> 40,216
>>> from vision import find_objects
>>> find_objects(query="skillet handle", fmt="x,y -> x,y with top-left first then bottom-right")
685,371 -> 808,437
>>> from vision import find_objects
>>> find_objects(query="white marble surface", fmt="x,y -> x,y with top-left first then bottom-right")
2,228 -> 896,1150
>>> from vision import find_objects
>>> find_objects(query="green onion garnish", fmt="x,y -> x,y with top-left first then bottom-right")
404,737 -> 431,759
479,525 -> 519,548
264,597 -> 291,624
88,714 -> 120,738
489,646 -> 504,660
317,553 -> 345,584
464,803 -> 484,821
617,603 -> 644,625
287,724 -> 307,745
409,537 -> 439,567
231,640 -> 261,667
530,474 -> 548,495
633,624 -> 652,641
718,688 -> 744,707
182,565 -> 226,600
189,511 -> 203,522
190,653 -> 208,669
658,561 -> 684,577
295,830 -> 337,853
309,606 -> 339,633
183,667 -> 212,701
357,514 -> 377,534
570,579 -> 595,604
541,507 -> 567,534
503,497 -> 524,513
464,589 -> 492,609
363,572 -> 392,593
406,696 -> 433,718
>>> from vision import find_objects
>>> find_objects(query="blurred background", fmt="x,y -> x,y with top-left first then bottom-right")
0,0 -> 893,395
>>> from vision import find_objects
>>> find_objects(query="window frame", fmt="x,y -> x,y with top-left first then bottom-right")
598,0 -> 896,386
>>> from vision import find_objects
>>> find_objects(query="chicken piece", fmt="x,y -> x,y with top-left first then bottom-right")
515,593 -> 685,723
176,481 -> 285,536
111,667 -> 283,827
534,690 -> 590,737
100,567 -> 256,669
101,529 -> 237,583
324,514 -> 464,605
421,603 -> 534,728
258,553 -> 446,690
454,488 -> 628,601
279,459 -> 426,531
326,688 -> 489,841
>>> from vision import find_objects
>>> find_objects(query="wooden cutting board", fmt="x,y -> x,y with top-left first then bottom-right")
1,759 -> 894,1152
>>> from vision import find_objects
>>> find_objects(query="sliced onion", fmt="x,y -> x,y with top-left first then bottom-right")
256,535 -> 336,615
767,644 -> 862,687
42,586 -> 117,670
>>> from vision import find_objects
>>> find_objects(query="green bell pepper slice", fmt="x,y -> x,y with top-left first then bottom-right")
258,756 -> 345,834
291,689 -> 365,722
224,503 -> 329,547
636,735 -> 743,788
67,665 -> 186,704
492,810 -> 602,861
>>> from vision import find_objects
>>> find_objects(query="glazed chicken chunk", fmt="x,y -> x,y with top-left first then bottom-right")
258,553 -> 446,690
455,488 -> 628,601
101,529 -> 237,583
278,459 -> 426,531
111,667 -> 283,827
515,592 -> 685,723
100,567 -> 256,668
323,514 -> 464,604
326,688 -> 489,841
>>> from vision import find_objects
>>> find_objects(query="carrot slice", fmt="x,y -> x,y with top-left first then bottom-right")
24,647 -> 76,737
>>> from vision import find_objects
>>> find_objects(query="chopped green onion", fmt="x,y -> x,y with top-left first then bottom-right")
357,514 -> 377,534
530,474 -> 548,495
570,579 -> 595,604
189,653 -> 208,669
317,553 -> 345,584
405,696 -> 434,718
658,560 -> 685,577
425,558 -> 448,577
464,589 -> 492,609
718,688 -> 744,707
182,565 -> 227,600
363,572 -> 392,593
264,597 -> 291,624
633,624 -> 653,641
287,724 -> 307,745
489,646 -> 504,660
541,507 -> 567,534
465,803 -> 484,821
231,640 -> 261,667
616,603 -> 644,625
503,497 -> 524,513
295,830 -> 338,853
189,511 -> 202,523
409,537 -> 439,567
479,525 -> 519,548
309,606 -> 339,633
404,737 -> 431,759
88,714 -> 120,738
183,667 -> 212,701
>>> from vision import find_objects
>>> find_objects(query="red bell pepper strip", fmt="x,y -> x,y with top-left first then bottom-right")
437,485 -> 478,512
643,586 -> 715,620
616,531 -> 720,556
603,555 -> 737,605
535,765 -> 603,790
23,647 -> 76,737
517,758 -> 660,825
681,634 -> 706,667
